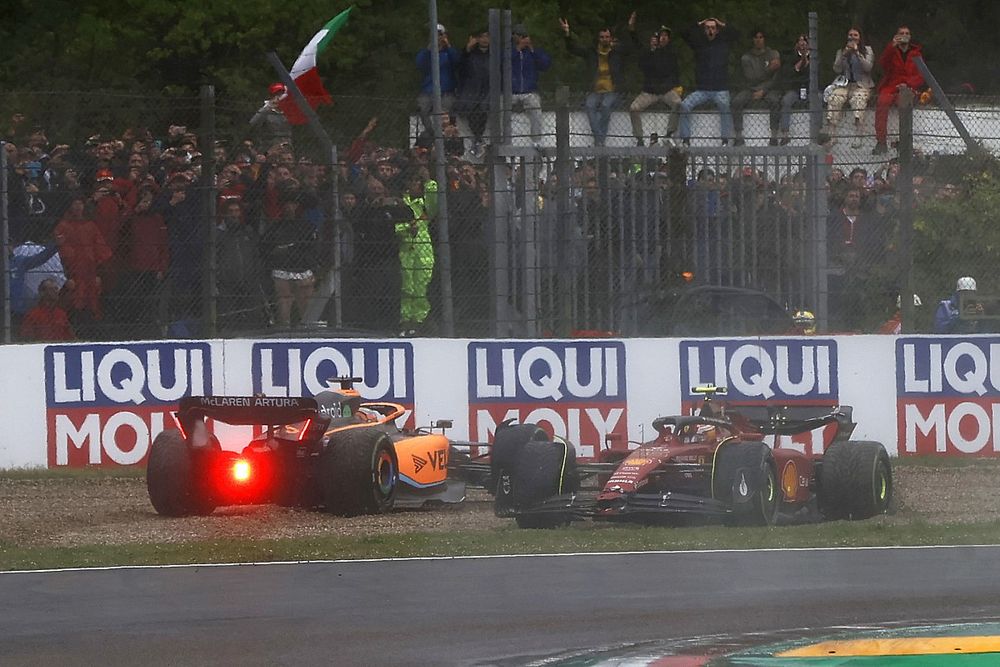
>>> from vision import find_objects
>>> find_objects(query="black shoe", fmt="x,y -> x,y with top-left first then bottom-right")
733,138 -> 745,147
681,138 -> 691,146
636,137 -> 645,146
768,138 -> 779,146
779,137 -> 790,146
721,139 -> 729,146
872,142 -> 888,155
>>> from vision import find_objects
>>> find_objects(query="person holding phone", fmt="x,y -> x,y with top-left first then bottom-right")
873,25 -> 924,155
825,27 -> 874,148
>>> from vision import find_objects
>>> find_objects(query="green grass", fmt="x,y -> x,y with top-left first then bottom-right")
3,518 -> 1000,572
0,466 -> 146,480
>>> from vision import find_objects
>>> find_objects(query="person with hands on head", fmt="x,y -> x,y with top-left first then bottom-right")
250,83 -> 292,152
628,16 -> 683,146
560,13 -> 634,147
873,25 -> 924,155
676,16 -> 740,146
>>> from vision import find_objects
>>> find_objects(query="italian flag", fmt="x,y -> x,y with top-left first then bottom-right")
278,6 -> 353,125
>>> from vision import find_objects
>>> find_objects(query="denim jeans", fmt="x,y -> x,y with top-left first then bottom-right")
584,92 -> 620,146
678,90 -> 734,140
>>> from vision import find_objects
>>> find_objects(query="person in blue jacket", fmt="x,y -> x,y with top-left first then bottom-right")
416,24 -> 462,136
510,24 -> 552,147
934,276 -> 983,334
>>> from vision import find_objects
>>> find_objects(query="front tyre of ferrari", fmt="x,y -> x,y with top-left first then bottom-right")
713,442 -> 779,527
820,440 -> 893,520
322,429 -> 398,516
512,440 -> 578,529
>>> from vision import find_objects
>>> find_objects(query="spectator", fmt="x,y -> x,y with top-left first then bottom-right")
731,29 -> 781,146
454,28 -> 491,157
19,278 -> 74,342
510,24 -> 552,147
154,171 -> 202,335
934,276 -> 983,334
628,23 -> 683,146
263,183 -> 318,327
346,180 -> 403,332
826,186 -> 886,330
775,34 -> 811,145
448,163 -> 489,334
216,200 -> 265,330
416,24 -> 461,135
677,17 -> 740,146
122,185 -> 168,338
249,83 -> 292,151
873,26 -> 925,155
54,196 -> 112,335
9,235 -> 63,330
560,14 -> 634,147
397,174 -> 438,334
825,27 -> 875,148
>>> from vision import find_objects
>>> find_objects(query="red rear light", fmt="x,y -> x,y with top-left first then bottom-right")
232,459 -> 252,483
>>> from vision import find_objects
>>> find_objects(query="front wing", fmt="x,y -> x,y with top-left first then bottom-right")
516,490 -> 732,521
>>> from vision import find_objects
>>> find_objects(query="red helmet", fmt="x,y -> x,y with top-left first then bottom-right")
268,82 -> 286,96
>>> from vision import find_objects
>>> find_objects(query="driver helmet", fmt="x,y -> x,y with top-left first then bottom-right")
793,310 -> 816,335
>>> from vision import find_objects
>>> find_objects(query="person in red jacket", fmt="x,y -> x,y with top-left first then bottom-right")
54,196 -> 112,335
20,278 -> 75,342
873,26 -> 924,154
123,186 -> 169,338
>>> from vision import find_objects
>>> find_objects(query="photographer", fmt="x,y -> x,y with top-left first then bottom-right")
873,26 -> 924,155
934,276 -> 984,334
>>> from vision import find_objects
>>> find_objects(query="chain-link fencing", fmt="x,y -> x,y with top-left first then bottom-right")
4,65 -> 1000,342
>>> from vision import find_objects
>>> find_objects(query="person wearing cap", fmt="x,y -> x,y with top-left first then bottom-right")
560,13 -> 635,147
628,21 -> 682,146
510,23 -> 552,147
934,276 -> 983,334
676,17 -> 740,145
53,196 -> 112,335
730,29 -> 781,146
416,24 -> 462,136
250,82 -> 293,151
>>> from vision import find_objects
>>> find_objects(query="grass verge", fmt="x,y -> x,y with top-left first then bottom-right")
3,518 -> 1000,572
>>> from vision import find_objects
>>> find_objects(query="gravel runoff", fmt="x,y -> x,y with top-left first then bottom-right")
1,462 -> 999,549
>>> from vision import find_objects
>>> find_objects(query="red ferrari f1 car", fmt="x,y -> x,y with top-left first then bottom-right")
497,386 -> 894,528
146,377 -> 481,517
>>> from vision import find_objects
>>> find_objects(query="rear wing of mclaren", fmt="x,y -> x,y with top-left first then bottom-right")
177,396 -> 320,427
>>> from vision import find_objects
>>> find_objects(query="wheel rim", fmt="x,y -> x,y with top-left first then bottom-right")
375,450 -> 396,498
877,466 -> 888,502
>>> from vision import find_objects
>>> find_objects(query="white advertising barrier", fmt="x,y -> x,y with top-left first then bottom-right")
0,333 -> 973,470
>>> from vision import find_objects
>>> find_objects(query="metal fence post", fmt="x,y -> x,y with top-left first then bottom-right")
555,85 -> 572,336
200,85 -> 218,339
808,12 -> 821,143
0,141 -> 10,344
428,0 -> 456,336
898,86 -> 915,332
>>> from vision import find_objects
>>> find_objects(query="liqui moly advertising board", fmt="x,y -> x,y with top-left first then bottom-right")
680,339 -> 840,455
897,337 -> 1000,456
251,341 -> 415,427
468,341 -> 627,458
45,343 -> 214,466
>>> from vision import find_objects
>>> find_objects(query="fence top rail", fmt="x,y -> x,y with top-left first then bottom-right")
495,145 -> 828,159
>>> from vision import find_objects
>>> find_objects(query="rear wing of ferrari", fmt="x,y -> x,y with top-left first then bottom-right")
739,404 -> 856,440
177,396 -> 320,426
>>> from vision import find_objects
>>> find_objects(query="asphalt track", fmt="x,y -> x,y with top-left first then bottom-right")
3,545 -> 1000,666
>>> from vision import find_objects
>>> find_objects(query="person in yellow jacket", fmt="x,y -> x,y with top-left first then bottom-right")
397,175 -> 438,334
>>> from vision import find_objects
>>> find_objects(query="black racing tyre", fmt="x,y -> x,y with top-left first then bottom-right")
147,429 -> 198,517
512,440 -> 578,529
819,440 -> 893,520
490,422 -> 549,515
322,429 -> 398,516
187,436 -> 221,515
712,441 -> 779,526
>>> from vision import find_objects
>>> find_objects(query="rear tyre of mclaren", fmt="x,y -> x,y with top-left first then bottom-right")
147,429 -> 216,517
322,429 -> 398,516
712,442 -> 779,527
511,440 -> 578,529
491,423 -> 549,517
819,440 -> 893,520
